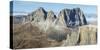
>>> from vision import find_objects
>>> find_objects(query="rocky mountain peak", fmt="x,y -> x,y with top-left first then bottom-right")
26,7 -> 87,28
45,10 -> 57,26
48,10 -> 54,14
14,7 -> 88,29
37,7 -> 46,13
30,7 -> 47,22
57,8 -> 87,28
46,10 -> 56,20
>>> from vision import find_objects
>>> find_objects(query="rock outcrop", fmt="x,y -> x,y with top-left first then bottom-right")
79,25 -> 97,45
30,7 -> 47,22
46,10 -> 56,23
57,8 -> 87,28
61,28 -> 80,46
61,25 -> 97,46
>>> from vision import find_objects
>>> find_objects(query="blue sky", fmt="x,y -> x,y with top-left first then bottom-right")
11,1 -> 97,15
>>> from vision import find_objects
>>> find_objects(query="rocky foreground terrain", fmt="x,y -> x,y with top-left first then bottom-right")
12,7 -> 97,49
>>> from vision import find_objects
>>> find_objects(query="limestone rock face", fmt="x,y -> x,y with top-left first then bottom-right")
57,9 -> 70,26
61,25 -> 97,46
29,8 -> 57,31
46,10 -> 56,23
61,28 -> 79,46
57,8 -> 87,28
79,25 -> 97,45
30,7 -> 47,22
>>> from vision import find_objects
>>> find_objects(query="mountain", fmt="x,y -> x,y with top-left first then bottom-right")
13,7 -> 87,28
30,7 -> 47,22
57,8 -> 87,28
12,7 -> 89,32
46,10 -> 56,23
12,7 -> 97,48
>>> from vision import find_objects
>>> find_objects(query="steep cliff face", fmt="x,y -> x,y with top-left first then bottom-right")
30,7 -> 47,22
57,8 -> 87,28
79,25 -> 97,45
61,25 -> 97,46
56,9 -> 70,27
46,10 -> 56,23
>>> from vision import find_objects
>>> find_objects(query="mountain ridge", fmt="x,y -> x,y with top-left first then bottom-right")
13,7 -> 88,29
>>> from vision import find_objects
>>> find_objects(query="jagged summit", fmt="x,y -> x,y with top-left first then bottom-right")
29,7 -> 47,22
46,10 -> 56,22
57,8 -> 87,28
36,7 -> 46,13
